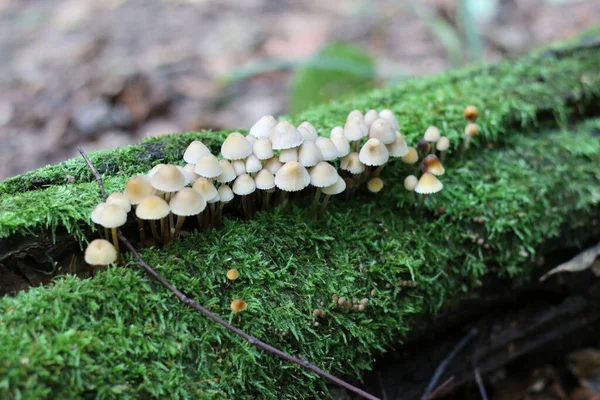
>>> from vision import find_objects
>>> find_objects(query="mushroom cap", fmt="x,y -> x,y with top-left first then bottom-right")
309,161 -> 339,188
264,156 -> 283,174
415,173 -> 443,194
169,187 -> 207,216
274,161 -> 310,192
364,109 -> 379,127
367,177 -> 384,193
464,105 -> 478,122
315,137 -> 339,161
424,126 -> 441,142
297,141 -> 324,167
177,166 -> 195,185
436,136 -> 450,151
106,192 -> 132,213
422,154 -> 445,176
331,135 -> 350,157
344,116 -> 365,141
279,148 -> 298,163
417,139 -> 430,154
254,169 -> 275,190
403,175 -> 418,191
85,239 -> 117,266
183,164 -> 200,183
216,160 -> 237,183
218,184 -> 234,203
253,137 -> 274,160
379,109 -> 400,132
249,115 -> 277,138
147,163 -> 165,177
245,154 -> 262,173
151,164 -> 187,192
98,204 -> 128,228
91,202 -> 107,224
192,178 -> 218,202
124,175 -> 155,205
226,268 -> 239,281
232,174 -> 256,196
231,299 -> 247,312
194,154 -> 223,179
348,109 -> 364,120
465,123 -> 479,138
136,195 -> 170,220
330,126 -> 344,138
183,140 -> 211,164
207,192 -> 220,204
271,121 -> 303,150
298,121 -> 318,142
401,147 -> 419,164
231,159 -> 246,176
321,175 -> 346,195
340,152 -> 365,174
359,138 -> 389,166
221,132 -> 252,160
245,134 -> 257,145
369,119 -> 395,144
387,132 -> 409,157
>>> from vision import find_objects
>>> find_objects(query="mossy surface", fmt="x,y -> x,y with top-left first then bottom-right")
0,42 -> 600,399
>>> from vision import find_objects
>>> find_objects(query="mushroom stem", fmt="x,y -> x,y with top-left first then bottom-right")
104,227 -> 109,241
319,194 -> 331,219
373,164 -> 386,177
216,203 -> 224,226
410,191 -> 415,204
89,264 -> 99,278
210,203 -> 217,225
278,190 -> 288,206
111,228 -> 121,265
135,215 -> 146,247
440,150 -> 447,164
312,188 -> 322,219
262,191 -> 271,210
149,220 -> 161,242
461,136 -> 472,159
172,216 -> 186,239
160,218 -> 169,244
241,196 -> 249,219
418,194 -> 429,213
353,140 -> 360,152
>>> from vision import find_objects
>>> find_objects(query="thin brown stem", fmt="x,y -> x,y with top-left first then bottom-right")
160,218 -> 169,245
173,215 -> 186,239
77,146 -> 106,199
111,228 -> 121,265
373,164 -> 386,177
136,215 -> 146,247
149,220 -> 160,242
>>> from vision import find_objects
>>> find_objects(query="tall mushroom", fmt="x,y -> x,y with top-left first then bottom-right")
98,204 -> 128,264
169,187 -> 206,239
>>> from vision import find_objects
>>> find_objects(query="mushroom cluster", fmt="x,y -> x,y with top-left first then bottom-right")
84,107 -> 472,266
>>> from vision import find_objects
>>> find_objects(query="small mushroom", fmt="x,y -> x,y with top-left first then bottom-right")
230,299 -> 248,313
415,172 -> 443,210
183,140 -> 211,164
464,105 -> 478,122
98,204 -> 128,262
84,239 -> 117,277
136,195 -> 171,244
249,115 -> 277,138
436,136 -> 450,163
169,187 -> 206,238
221,132 -> 253,160
232,173 -> 257,219
227,268 -> 239,281
367,177 -> 384,193
271,121 -> 303,150
421,154 -> 445,176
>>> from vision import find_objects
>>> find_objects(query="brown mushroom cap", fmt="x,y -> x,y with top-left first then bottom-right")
465,123 -> 479,138
367,177 -> 384,193
309,161 -> 339,188
249,115 -> 277,138
232,174 -> 256,196
401,147 -> 419,164
136,195 -> 170,220
85,239 -> 117,266
183,140 -> 211,164
106,192 -> 132,213
151,164 -> 187,192
98,204 -> 128,228
369,119 -> 395,144
421,154 -> 445,176
192,178 -> 218,202
387,132 -> 409,157
124,175 -> 155,205
359,138 -> 389,166
231,299 -> 247,312
221,132 -> 253,160
271,121 -> 303,150
464,105 -> 478,122
169,187 -> 207,216
226,268 -> 239,281
415,173 -> 443,194
274,161 -> 310,192
340,152 -> 365,174
194,154 -> 223,179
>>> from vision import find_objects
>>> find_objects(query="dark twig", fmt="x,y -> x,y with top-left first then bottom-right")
78,147 -> 106,200
421,328 -> 478,400
472,361 -> 488,400
423,377 -> 454,400
78,147 -> 380,400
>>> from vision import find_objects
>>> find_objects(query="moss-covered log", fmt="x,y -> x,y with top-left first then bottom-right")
0,41 -> 600,399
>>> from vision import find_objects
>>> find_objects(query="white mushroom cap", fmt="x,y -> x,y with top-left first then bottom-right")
254,168 -> 275,190
403,175 -> 418,191
151,165 -> 187,192
298,122 -> 318,142
344,116 -> 365,141
279,148 -> 298,163
364,109 -> 379,127
169,187 -> 207,216
216,160 -> 236,183
136,195 -> 170,220
271,121 -> 303,150
369,119 -> 395,144
249,115 -> 277,138
85,239 -> 117,266
347,110 -> 364,120
331,135 -> 350,157
253,137 -> 274,160
98,204 -> 128,228
194,154 -> 223,179
183,164 -> 201,183
245,154 -> 262,173
192,178 -> 218,202
359,138 -> 389,166
91,202 -> 107,224
207,193 -> 220,204
401,147 -> 419,164
379,109 -> 400,132
415,173 -> 443,194
340,152 -> 365,174
177,166 -> 195,185
232,159 -> 246,176
387,132 -> 409,157
330,126 -> 344,138
322,175 -> 346,195
265,156 -> 283,175
245,134 -> 257,145
124,175 -> 155,205
232,173 -> 256,196
183,141 -> 211,164
274,161 -> 310,192
106,192 -> 132,213
297,141 -> 324,167
315,137 -> 339,161
218,184 -> 234,203
221,132 -> 253,160
436,136 -> 450,151
424,126 -> 441,142
309,162 -> 339,188
147,163 -> 165,178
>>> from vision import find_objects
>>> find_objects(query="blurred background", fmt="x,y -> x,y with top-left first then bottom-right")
0,0 -> 599,180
